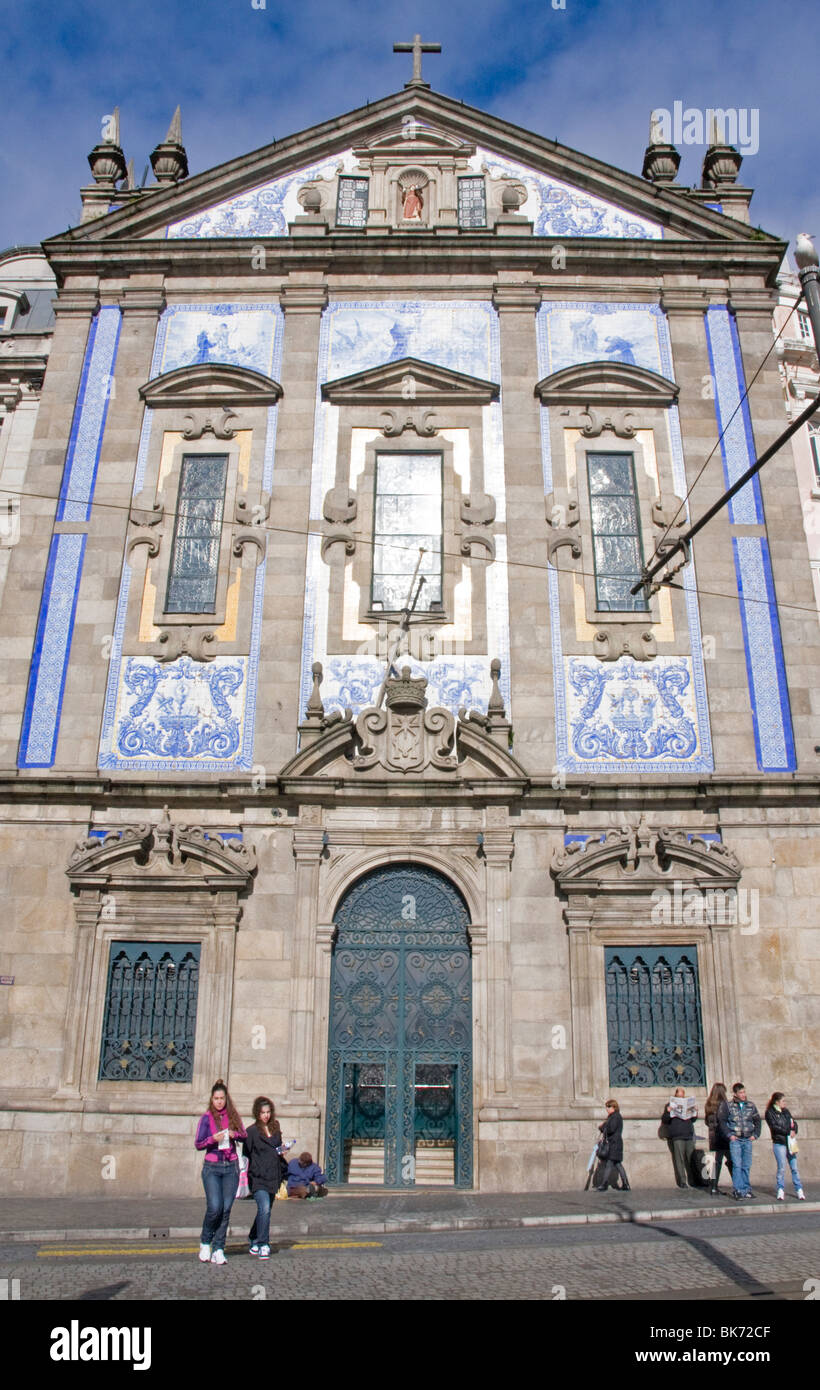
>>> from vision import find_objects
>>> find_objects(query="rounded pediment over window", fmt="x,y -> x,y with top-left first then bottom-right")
139,362 -> 283,409
534,360 -> 679,408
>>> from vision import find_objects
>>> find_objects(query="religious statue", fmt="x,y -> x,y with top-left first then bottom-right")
402,185 -> 424,221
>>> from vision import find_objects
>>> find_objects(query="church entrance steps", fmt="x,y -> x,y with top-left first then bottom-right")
343,1140 -> 456,1185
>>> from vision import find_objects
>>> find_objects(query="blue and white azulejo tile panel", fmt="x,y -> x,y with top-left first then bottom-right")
98,303 -> 283,772
536,299 -> 714,774
470,148 -> 662,240
560,655 -> 703,770
299,299 -> 511,732
151,303 -> 280,379
165,152 -> 359,238
704,306 -> 795,771
19,306 -> 122,769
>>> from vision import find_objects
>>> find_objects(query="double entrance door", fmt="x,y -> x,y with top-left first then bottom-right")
324,864 -> 473,1188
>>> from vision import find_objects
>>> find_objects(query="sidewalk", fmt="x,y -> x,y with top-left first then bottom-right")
2,1185 -> 817,1243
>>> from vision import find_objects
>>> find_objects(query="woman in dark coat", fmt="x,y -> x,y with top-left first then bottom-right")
595,1099 -> 630,1192
242,1096 -> 286,1259
705,1081 -> 733,1195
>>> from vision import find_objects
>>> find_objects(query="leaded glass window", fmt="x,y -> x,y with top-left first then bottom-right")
458,177 -> 487,228
98,942 -> 201,1083
372,452 -> 443,612
587,451 -> 648,611
165,454 -> 228,613
604,946 -> 705,1087
336,177 -> 369,228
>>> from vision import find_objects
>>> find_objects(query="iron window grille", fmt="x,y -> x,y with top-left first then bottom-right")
604,945 -> 705,1087
336,177 -> 370,228
587,451 -> 649,612
98,941 -> 201,1083
164,453 -> 228,613
457,177 -> 487,228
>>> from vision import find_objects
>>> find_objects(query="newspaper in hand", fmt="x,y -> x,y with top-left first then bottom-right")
669,1096 -> 697,1120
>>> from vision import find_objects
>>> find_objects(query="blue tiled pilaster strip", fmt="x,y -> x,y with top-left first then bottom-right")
18,306 -> 122,767
704,306 -> 795,771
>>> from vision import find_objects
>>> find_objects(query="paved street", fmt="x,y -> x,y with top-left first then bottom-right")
3,1212 -> 819,1302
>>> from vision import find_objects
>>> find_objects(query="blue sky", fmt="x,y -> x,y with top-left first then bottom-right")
2,0 -> 818,253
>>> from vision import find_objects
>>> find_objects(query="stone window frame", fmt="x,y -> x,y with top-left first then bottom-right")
574,438 -> 657,625
59,818 -> 255,1112
552,823 -> 743,1107
156,439 -> 239,627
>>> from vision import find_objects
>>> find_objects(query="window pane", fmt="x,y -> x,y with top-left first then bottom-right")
372,453 -> 442,612
458,177 -> 487,228
165,454 -> 228,614
336,177 -> 369,228
587,451 -> 648,612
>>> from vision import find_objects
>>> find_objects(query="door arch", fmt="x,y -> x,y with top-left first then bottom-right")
324,863 -> 473,1188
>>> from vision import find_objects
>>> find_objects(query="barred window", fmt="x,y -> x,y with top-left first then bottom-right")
371,452 -> 443,612
336,177 -> 369,228
458,177 -> 487,228
98,942 -> 201,1083
604,946 -> 705,1087
165,453 -> 228,613
587,451 -> 649,612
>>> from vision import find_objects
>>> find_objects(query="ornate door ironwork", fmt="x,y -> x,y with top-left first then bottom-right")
325,864 -> 473,1187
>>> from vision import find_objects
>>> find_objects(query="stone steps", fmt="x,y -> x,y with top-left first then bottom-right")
344,1142 -> 455,1185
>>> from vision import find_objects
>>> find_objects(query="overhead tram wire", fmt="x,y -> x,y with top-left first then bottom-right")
645,298 -> 806,570
1,480 -> 818,622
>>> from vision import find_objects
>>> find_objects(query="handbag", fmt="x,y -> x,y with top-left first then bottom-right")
236,1151 -> 251,1199
788,1134 -> 799,1155
658,1122 -> 672,1141
596,1135 -> 610,1160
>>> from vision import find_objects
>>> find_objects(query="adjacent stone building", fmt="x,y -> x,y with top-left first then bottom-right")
1,66 -> 818,1195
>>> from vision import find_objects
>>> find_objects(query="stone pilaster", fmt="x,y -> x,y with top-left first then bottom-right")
287,820 -> 325,1100
483,820 -> 514,1100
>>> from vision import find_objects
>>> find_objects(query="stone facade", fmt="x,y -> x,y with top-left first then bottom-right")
0,86 -> 818,1196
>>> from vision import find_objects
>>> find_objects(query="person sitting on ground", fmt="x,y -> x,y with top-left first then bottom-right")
287,1151 -> 329,1200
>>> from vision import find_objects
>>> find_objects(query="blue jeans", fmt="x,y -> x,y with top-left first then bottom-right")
729,1137 -> 753,1195
773,1143 -> 802,1193
248,1187 -> 274,1247
200,1160 -> 239,1251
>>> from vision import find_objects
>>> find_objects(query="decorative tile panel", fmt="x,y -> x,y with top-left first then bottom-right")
166,152 -> 358,238
471,148 -> 662,240
704,307 -> 763,524
19,306 -> 122,768
537,300 -> 714,774
98,304 -> 283,772
299,300 -> 510,728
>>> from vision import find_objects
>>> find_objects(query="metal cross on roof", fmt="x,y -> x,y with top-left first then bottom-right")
393,33 -> 441,88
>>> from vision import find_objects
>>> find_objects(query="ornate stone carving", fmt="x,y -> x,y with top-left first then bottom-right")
459,490 -> 496,561
127,490 -> 164,559
235,492 -> 270,526
232,529 -> 266,564
379,408 -> 438,437
551,814 -> 740,889
181,408 -> 237,440
545,493 -> 581,563
353,667 -> 457,772
576,406 -> 637,438
67,805 -> 256,882
592,625 -> 657,662
155,626 -> 218,663
150,108 -> 189,186
321,485 -> 358,561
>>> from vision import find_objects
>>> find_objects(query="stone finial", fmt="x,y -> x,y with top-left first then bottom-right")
150,106 -> 189,185
701,119 -> 742,189
125,159 -> 136,190
88,107 -> 127,186
642,138 -> 681,184
306,662 -> 325,719
488,657 -> 505,715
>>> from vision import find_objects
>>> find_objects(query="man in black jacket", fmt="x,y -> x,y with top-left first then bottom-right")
661,1087 -> 696,1188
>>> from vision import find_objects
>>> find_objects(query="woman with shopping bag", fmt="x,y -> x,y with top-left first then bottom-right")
764,1092 -> 806,1201
594,1099 -> 630,1192
242,1096 -> 290,1260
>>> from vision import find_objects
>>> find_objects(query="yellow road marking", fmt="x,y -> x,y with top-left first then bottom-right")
37,1239 -> 383,1257
292,1241 -> 382,1249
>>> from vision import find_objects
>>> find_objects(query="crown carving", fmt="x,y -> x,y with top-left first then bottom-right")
384,665 -> 428,710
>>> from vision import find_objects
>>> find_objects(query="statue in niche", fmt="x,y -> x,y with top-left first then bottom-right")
402,185 -> 424,220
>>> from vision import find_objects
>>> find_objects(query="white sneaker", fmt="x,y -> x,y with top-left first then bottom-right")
776,1189 -> 784,1201
259,1244 -> 271,1260
249,1244 -> 260,1255
210,1249 -> 227,1265
199,1243 -> 212,1262
796,1190 -> 806,1201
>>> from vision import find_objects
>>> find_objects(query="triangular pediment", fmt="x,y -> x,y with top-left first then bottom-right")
67,812 -> 257,889
535,361 -> 679,407
321,356 -> 499,405
47,88 -> 774,249
139,362 -> 283,408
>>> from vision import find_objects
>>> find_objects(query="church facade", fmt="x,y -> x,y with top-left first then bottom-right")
1,69 -> 818,1195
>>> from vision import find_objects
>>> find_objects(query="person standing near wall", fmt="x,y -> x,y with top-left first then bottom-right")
718,1081 -> 762,1200
704,1081 -> 733,1196
660,1086 -> 697,1189
594,1099 -> 630,1192
195,1079 -> 247,1265
243,1096 -> 287,1259
765,1092 -> 806,1202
